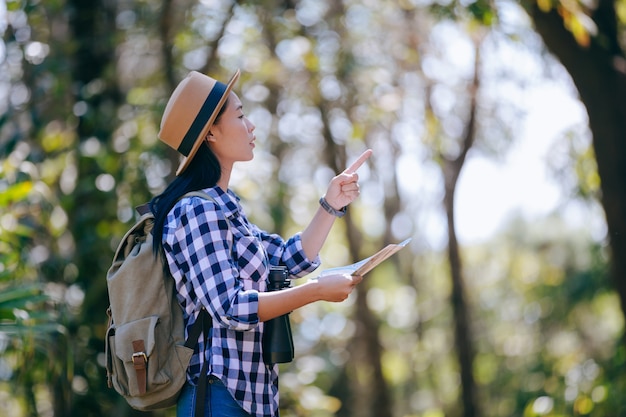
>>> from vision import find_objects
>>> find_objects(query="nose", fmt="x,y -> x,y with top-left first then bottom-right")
247,118 -> 256,132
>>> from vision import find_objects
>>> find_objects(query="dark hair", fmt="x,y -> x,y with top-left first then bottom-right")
150,98 -> 228,254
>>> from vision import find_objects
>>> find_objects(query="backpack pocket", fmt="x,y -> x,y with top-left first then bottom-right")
108,316 -> 167,397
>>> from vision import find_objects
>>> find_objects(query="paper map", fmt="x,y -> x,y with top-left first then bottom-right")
320,238 -> 412,277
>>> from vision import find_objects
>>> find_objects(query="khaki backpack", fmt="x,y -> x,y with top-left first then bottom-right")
104,192 -> 214,412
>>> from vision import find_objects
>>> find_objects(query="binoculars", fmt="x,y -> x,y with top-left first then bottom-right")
262,265 -> 295,364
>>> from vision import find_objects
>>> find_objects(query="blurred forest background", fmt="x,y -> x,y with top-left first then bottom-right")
2,0 -> 626,416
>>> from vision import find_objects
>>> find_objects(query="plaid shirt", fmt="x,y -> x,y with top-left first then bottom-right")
162,187 -> 320,417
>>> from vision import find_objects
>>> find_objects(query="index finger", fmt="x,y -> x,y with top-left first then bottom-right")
344,149 -> 373,174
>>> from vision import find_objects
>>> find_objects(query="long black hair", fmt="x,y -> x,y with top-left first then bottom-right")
150,98 -> 228,255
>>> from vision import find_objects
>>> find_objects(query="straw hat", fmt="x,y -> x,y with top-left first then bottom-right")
158,69 -> 240,176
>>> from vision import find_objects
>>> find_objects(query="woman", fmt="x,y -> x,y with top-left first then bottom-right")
150,69 -> 372,417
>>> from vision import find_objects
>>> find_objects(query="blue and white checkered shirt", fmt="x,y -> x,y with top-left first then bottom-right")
162,186 -> 320,417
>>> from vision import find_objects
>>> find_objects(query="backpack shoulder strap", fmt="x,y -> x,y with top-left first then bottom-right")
135,203 -> 151,216
184,308 -> 212,349
182,190 -> 216,202
133,190 -> 215,217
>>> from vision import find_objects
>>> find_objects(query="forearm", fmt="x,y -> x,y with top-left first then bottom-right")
257,280 -> 320,321
257,272 -> 361,321
299,206 -> 336,260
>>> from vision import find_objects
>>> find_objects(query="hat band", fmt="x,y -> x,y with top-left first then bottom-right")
177,81 -> 227,156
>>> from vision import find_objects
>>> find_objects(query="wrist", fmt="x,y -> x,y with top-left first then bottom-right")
319,196 -> 347,218
302,279 -> 323,302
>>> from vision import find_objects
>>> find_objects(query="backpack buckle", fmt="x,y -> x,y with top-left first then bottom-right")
132,351 -> 148,365
131,339 -> 148,395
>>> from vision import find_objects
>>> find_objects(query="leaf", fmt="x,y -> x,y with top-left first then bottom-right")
0,181 -> 34,207
0,285 -> 48,314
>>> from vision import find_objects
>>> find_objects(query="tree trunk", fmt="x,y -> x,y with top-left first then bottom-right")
67,0 -> 125,415
440,40 -> 482,417
68,0 -> 121,317
528,2 -> 626,331
444,184 -> 478,417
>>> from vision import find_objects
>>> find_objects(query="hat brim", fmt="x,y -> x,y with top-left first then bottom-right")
175,69 -> 240,176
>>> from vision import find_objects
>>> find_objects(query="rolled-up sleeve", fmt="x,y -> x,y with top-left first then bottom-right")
164,198 -> 259,330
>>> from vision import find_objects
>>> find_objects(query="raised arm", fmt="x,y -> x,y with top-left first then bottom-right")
300,149 -> 373,260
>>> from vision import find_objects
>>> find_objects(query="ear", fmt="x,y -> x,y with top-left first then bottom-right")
206,130 -> 217,143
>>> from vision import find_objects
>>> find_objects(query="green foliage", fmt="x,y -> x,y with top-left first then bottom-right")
0,284 -> 52,328
1,0 -> 624,416
462,217 -> 622,417
428,0 -> 496,25
0,282 -> 67,416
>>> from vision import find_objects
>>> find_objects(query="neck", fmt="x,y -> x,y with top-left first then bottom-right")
217,165 -> 232,190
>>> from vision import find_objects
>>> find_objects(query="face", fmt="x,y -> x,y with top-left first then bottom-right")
206,92 -> 256,167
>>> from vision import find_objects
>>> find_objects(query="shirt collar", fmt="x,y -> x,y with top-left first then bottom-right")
203,186 -> 241,219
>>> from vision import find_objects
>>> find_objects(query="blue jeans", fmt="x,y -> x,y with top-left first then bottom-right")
177,376 -> 251,417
